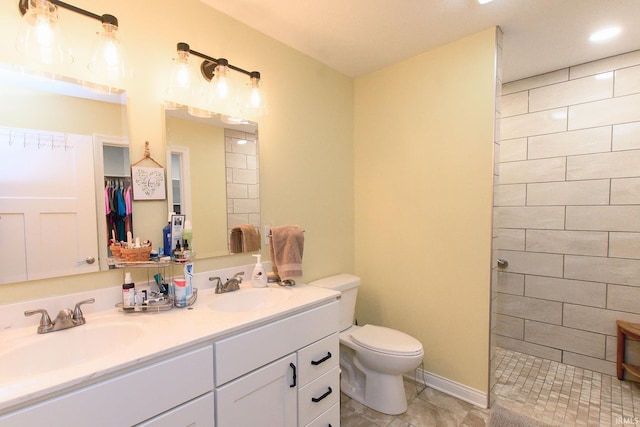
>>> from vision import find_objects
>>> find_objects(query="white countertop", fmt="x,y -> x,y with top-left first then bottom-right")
0,270 -> 339,415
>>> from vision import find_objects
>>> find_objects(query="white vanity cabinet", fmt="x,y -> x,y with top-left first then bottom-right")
0,346 -> 214,427
214,301 -> 340,427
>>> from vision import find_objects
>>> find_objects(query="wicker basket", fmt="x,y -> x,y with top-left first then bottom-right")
119,246 -> 152,262
109,245 -> 122,259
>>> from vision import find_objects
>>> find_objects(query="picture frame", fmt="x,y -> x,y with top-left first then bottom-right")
131,166 -> 166,200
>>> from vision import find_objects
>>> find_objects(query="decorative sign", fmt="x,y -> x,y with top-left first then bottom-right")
131,166 -> 166,200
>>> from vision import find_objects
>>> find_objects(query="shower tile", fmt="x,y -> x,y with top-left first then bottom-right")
524,320 -> 605,358
529,73 -> 613,112
497,294 -> 562,324
528,126 -> 611,159
565,255 -> 640,286
563,303 -> 640,335
503,69 -> 568,94
568,93 -> 640,130
499,138 -> 527,162
495,336 -> 562,361
526,180 -> 610,206
494,206 -> 565,229
497,249 -> 564,277
501,91 -> 529,117
525,229 -> 608,256
566,206 -> 640,232
570,50 -> 640,79
611,178 -> 640,205
496,271 -> 524,295
607,285 -> 640,314
501,108 -> 567,140
495,228 -> 525,251
495,184 -> 526,206
613,122 -> 640,151
495,314 -> 524,339
610,232 -> 640,259
499,157 -> 566,184
567,150 -> 640,180
615,65 -> 640,97
562,352 -> 616,378
525,275 -> 606,307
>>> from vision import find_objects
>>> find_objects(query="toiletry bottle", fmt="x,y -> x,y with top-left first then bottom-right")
252,254 -> 267,287
184,262 -> 193,297
174,278 -> 187,306
183,220 -> 193,252
122,272 -> 135,308
163,212 -> 174,257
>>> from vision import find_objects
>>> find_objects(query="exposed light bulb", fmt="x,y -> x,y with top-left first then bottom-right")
15,0 -> 72,66
90,23 -> 125,82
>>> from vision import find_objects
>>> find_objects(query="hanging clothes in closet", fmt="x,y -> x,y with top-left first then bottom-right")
105,177 -> 133,244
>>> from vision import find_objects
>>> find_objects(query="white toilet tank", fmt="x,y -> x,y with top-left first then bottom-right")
310,274 -> 360,332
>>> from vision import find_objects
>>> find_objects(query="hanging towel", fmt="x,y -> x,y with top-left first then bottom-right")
269,225 -> 304,280
229,224 -> 261,253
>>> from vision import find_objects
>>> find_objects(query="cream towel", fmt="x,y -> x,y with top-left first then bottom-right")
269,225 -> 304,280
229,224 -> 261,253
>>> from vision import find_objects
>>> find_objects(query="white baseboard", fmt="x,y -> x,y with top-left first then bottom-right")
404,368 -> 489,409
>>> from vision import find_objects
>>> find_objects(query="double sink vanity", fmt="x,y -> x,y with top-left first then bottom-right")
0,264 -> 341,427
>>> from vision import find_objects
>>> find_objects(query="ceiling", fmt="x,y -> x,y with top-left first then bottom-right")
200,0 -> 640,83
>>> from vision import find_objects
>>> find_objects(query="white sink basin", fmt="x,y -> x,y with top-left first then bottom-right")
208,287 -> 291,312
0,321 -> 146,381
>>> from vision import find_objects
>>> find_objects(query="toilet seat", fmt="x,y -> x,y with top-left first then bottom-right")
350,324 -> 423,357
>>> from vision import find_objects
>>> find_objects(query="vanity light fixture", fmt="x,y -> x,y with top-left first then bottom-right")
16,0 -> 128,82
168,42 -> 267,120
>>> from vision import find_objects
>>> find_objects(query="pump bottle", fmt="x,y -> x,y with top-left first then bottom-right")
252,254 -> 267,287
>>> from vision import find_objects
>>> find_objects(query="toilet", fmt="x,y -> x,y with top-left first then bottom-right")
310,274 -> 424,415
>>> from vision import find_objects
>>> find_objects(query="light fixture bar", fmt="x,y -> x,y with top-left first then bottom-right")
18,0 -> 118,27
177,42 -> 259,82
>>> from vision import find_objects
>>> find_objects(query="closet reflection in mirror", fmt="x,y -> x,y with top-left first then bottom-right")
0,63 -> 129,284
165,107 -> 260,257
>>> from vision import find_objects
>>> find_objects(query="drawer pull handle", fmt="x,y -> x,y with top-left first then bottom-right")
311,386 -> 333,403
289,363 -> 297,388
311,351 -> 332,366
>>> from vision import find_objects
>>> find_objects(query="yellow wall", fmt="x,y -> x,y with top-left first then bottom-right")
0,0 -> 354,301
353,28 -> 497,392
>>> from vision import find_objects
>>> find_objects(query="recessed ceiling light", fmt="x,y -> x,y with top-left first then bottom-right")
478,0 -> 494,4
589,26 -> 622,42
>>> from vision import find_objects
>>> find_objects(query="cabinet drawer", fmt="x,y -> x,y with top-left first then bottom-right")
137,392 -> 214,427
215,301 -> 338,386
0,346 -> 214,427
298,367 -> 340,426
298,333 -> 339,387
306,402 -> 340,427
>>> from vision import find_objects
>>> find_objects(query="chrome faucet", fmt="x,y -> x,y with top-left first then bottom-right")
24,298 -> 95,334
210,272 -> 244,294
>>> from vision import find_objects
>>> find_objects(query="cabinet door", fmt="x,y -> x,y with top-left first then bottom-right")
0,130 -> 99,284
216,353 -> 297,427
137,392 -> 214,427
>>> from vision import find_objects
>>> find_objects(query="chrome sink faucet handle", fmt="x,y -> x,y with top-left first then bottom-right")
209,276 -> 223,293
73,298 -> 95,325
24,309 -> 53,334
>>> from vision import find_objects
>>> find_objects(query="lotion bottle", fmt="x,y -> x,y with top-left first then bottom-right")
122,272 -> 135,308
252,254 -> 267,287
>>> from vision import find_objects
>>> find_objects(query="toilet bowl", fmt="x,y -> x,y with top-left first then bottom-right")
310,274 -> 424,415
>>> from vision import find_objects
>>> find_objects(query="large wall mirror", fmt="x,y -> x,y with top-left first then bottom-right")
164,107 -> 261,258
0,63 -> 129,284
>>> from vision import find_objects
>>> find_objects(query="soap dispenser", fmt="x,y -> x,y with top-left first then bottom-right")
252,254 -> 267,288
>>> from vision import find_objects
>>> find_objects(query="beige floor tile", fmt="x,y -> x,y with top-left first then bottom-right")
341,347 -> 640,426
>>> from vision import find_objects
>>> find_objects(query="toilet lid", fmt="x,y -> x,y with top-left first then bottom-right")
350,325 -> 423,356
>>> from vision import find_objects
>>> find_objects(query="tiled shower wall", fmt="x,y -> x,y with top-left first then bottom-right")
225,128 -> 260,240
495,50 -> 640,376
